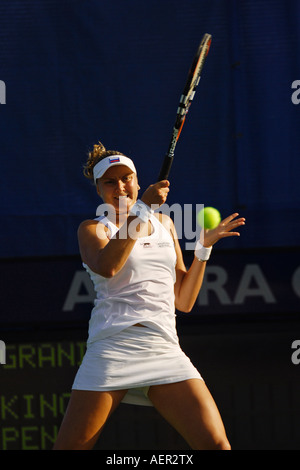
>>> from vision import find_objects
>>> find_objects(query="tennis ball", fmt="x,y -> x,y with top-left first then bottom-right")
197,207 -> 221,230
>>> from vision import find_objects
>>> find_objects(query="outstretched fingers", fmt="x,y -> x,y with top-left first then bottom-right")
202,213 -> 246,247
219,213 -> 246,237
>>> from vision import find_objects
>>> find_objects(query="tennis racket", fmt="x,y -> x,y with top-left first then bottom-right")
157,33 -> 212,181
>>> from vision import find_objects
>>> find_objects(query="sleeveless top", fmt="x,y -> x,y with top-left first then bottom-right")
83,214 -> 178,344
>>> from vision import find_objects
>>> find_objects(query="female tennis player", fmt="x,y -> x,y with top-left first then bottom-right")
53,142 -> 245,450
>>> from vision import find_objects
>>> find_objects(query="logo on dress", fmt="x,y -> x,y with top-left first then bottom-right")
140,242 -> 152,248
158,242 -> 172,248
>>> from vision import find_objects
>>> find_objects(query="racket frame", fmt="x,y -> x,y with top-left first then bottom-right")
158,33 -> 212,181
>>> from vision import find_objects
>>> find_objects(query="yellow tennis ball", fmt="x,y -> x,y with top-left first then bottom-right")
197,207 -> 221,229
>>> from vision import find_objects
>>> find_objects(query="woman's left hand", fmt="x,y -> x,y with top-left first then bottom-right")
201,213 -> 246,247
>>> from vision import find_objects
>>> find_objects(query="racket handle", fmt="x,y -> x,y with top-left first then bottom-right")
157,154 -> 174,181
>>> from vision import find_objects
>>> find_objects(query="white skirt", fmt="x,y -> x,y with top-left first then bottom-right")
72,326 -> 203,406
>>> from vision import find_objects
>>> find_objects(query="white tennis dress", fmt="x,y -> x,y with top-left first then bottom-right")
72,214 -> 202,406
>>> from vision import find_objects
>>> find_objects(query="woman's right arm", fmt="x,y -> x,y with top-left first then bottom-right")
77,217 -> 139,278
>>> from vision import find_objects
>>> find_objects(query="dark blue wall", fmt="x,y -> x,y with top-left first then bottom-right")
1,0 -> 300,257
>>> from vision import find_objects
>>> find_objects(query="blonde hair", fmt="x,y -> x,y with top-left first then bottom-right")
83,141 -> 125,182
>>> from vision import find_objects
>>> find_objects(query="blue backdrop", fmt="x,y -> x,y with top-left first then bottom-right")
0,0 -> 300,258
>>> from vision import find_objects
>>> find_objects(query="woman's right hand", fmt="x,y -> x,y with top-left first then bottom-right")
141,180 -> 170,208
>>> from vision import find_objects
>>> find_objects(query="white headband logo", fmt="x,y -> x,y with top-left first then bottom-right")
93,155 -> 136,183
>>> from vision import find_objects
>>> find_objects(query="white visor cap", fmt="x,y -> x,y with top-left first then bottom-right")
93,155 -> 137,183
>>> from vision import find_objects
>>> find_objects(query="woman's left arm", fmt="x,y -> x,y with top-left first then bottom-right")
172,213 -> 246,313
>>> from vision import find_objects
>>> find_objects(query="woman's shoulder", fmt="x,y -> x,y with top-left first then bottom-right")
153,212 -> 175,236
153,211 -> 173,224
77,217 -> 109,238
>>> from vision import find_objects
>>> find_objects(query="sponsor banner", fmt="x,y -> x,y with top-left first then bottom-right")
0,248 -> 299,327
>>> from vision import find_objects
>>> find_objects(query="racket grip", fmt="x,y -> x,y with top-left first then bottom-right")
157,154 -> 174,181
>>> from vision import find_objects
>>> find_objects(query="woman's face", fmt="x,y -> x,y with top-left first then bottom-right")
96,165 -> 140,215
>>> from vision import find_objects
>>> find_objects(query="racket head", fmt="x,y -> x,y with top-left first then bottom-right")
175,34 -> 212,132
157,33 -> 212,181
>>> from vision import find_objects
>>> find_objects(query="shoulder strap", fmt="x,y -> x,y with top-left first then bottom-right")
94,215 -> 118,239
